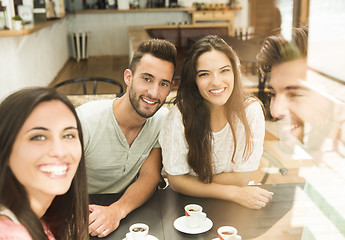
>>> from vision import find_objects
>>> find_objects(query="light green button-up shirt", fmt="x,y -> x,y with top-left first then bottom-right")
77,99 -> 168,194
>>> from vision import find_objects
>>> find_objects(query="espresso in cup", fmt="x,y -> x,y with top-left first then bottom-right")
186,207 -> 199,212
221,231 -> 236,235
132,226 -> 147,232
184,204 -> 202,216
128,223 -> 149,240
217,226 -> 241,240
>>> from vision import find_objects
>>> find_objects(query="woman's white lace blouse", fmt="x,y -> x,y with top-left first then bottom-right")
159,101 -> 265,176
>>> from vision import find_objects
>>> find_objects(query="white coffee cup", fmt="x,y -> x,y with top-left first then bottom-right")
127,223 -> 149,240
217,226 -> 242,240
184,204 -> 207,228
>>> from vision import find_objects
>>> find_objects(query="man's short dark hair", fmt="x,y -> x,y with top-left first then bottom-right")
257,26 -> 309,78
129,39 -> 177,74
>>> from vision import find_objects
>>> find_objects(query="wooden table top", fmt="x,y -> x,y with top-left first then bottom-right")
89,183 -> 305,240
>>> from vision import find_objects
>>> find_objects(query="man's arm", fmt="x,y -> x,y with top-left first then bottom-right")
88,147 -> 162,238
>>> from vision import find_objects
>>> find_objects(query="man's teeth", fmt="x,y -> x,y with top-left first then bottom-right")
39,165 -> 68,175
142,98 -> 155,104
282,124 -> 298,132
209,88 -> 225,94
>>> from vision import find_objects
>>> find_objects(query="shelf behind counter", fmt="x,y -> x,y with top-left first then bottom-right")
0,16 -> 68,37
75,7 -> 194,14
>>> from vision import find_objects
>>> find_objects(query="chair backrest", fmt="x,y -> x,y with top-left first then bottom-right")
53,77 -> 124,95
66,94 -> 117,108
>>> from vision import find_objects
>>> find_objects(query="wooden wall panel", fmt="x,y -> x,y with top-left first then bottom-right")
249,0 -> 282,36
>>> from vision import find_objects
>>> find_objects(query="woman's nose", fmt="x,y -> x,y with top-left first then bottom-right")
211,72 -> 222,85
48,139 -> 67,159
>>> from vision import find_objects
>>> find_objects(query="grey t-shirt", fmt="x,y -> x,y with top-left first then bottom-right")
77,99 -> 168,194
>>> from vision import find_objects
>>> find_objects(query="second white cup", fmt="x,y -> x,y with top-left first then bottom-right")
217,226 -> 242,240
184,204 -> 207,228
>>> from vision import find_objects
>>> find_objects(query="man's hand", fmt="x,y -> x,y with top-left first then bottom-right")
88,148 -> 162,238
88,204 -> 126,238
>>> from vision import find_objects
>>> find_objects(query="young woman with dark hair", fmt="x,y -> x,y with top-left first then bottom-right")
0,87 -> 89,239
159,35 -> 273,209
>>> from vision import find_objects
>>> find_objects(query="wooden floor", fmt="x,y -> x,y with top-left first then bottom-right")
49,56 -> 306,185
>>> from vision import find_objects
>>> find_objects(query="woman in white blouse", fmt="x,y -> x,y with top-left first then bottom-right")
159,35 -> 273,209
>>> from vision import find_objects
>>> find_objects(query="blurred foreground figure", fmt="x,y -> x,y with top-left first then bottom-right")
251,26 -> 345,240
0,87 -> 89,240
257,26 -> 345,154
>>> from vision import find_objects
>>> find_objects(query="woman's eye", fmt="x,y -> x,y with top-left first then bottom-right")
221,68 -> 230,73
198,72 -> 208,77
30,135 -> 46,141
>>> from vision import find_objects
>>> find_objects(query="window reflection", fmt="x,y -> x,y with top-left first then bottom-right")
253,1 -> 345,238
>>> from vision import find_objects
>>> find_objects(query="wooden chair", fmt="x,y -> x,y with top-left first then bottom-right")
53,77 -> 124,95
53,77 -> 124,107
65,94 -> 117,108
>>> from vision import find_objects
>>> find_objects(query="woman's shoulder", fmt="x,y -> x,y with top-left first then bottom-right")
165,104 -> 183,120
0,217 -> 32,239
169,104 -> 181,113
244,97 -> 264,113
242,97 -> 265,123
159,104 -> 185,137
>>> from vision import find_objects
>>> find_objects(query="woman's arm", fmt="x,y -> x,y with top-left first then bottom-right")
212,171 -> 254,186
167,173 -> 273,209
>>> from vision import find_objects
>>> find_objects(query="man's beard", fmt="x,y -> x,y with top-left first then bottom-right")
129,85 -> 164,118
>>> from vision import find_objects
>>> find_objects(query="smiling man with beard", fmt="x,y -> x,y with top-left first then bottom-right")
257,27 -> 310,147
76,39 -> 176,238
257,26 -> 343,152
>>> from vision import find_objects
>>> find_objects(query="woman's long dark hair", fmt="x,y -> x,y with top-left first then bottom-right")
0,87 -> 89,239
176,35 -> 253,183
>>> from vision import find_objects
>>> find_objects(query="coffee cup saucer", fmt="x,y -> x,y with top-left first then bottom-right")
173,216 -> 213,234
122,232 -> 159,240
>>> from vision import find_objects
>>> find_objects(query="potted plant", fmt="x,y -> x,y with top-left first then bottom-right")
12,15 -> 23,30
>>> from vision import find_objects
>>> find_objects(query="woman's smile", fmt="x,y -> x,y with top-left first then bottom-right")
209,87 -> 226,95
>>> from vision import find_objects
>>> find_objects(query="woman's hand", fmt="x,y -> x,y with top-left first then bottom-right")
232,186 -> 274,209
